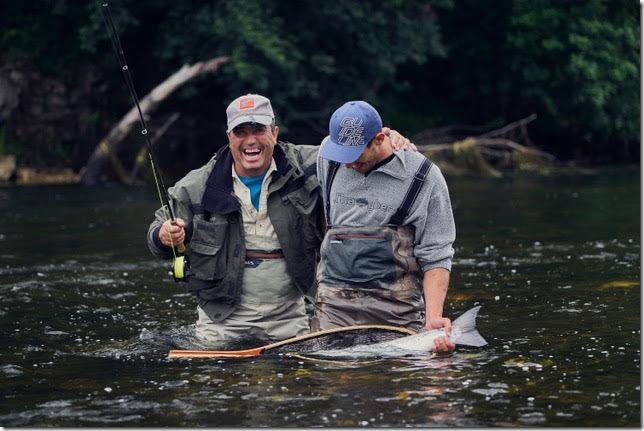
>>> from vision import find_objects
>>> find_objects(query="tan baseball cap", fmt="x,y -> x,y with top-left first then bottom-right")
226,94 -> 275,132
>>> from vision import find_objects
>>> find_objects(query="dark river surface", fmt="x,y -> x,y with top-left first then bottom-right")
0,166 -> 640,427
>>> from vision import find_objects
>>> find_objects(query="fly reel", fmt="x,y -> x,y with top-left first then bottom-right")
171,254 -> 190,282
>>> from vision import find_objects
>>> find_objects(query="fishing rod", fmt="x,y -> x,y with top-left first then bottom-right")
97,1 -> 188,282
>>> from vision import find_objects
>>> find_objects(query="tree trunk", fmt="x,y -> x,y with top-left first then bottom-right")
80,56 -> 229,185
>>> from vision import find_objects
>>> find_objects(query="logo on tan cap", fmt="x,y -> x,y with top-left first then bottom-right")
239,98 -> 255,110
226,94 -> 275,132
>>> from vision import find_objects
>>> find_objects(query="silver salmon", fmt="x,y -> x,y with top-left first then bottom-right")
308,306 -> 487,359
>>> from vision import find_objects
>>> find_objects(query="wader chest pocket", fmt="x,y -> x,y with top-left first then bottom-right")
321,233 -> 396,285
189,241 -> 224,280
286,189 -> 318,212
188,218 -> 227,280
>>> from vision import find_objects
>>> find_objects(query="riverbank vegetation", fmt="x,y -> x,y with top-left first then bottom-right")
0,0 -> 639,184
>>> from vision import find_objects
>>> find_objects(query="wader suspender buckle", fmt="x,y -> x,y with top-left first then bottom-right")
388,158 -> 433,226
324,161 -> 341,226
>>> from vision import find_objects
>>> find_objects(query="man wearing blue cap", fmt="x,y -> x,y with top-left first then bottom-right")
312,101 -> 456,352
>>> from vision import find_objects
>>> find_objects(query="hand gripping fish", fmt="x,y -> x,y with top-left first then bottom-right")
307,306 -> 488,359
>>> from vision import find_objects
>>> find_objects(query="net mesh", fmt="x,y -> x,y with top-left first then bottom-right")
268,328 -> 408,355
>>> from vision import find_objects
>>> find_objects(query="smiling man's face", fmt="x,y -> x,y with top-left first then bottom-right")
227,123 -> 279,177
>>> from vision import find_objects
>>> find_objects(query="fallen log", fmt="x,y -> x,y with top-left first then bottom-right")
413,114 -> 558,177
475,138 -> 556,161
129,112 -> 181,184
80,56 -> 229,185
0,155 -> 16,182
413,124 -> 490,145
477,113 -> 537,138
416,137 -> 556,162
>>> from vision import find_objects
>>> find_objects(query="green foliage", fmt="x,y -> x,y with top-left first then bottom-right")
507,0 -> 640,150
0,124 -> 6,155
0,122 -> 20,159
1,1 -> 100,74
147,0 -> 449,128
408,0 -> 639,160
0,0 -> 638,166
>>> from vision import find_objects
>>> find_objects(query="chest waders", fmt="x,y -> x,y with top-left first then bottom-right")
312,158 -> 433,332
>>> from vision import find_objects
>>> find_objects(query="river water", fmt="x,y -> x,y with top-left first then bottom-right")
0,166 -> 640,427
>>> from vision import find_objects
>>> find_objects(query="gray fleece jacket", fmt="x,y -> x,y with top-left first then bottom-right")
317,137 -> 456,272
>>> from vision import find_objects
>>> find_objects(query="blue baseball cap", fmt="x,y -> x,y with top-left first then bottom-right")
319,101 -> 383,163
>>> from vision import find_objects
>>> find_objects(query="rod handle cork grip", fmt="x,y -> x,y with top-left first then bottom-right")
168,220 -> 185,254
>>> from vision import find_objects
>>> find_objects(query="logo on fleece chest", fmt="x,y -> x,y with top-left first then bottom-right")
332,192 -> 395,213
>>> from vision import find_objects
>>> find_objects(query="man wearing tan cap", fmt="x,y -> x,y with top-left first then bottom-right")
147,94 -> 411,345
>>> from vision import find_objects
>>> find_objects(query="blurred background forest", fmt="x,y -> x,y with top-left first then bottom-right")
0,0 -> 640,184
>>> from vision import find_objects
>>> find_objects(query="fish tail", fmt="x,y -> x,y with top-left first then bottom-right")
452,306 -> 488,347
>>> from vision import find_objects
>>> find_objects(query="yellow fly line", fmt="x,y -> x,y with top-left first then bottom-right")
99,0 -> 187,281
